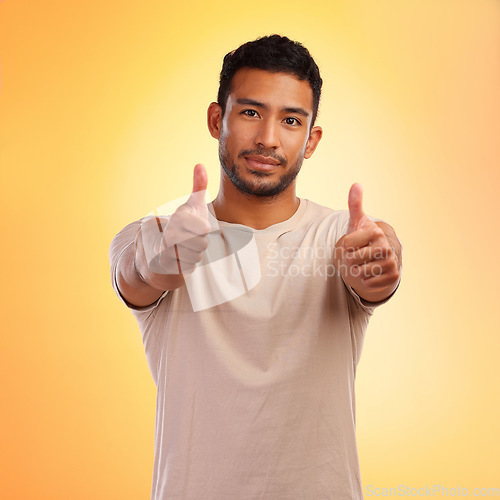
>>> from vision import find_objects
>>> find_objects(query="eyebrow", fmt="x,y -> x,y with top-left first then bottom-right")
235,98 -> 310,118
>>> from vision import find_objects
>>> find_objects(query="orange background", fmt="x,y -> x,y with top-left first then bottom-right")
1,0 -> 499,498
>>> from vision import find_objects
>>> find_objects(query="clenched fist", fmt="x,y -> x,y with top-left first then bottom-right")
334,183 -> 401,302
136,164 -> 212,290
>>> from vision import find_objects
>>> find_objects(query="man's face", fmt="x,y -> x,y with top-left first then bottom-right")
212,68 -> 321,198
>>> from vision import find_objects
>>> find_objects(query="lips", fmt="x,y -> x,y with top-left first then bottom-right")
245,155 -> 280,171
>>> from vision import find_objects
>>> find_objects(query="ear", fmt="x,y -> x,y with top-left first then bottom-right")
304,126 -> 323,159
207,102 -> 223,139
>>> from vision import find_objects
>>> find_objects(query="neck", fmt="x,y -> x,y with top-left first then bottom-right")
212,176 -> 300,230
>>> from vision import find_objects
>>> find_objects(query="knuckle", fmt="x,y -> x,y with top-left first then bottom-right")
390,269 -> 400,281
344,240 -> 355,252
383,247 -> 394,261
180,202 -> 194,214
202,221 -> 212,234
199,236 -> 209,251
366,278 -> 381,289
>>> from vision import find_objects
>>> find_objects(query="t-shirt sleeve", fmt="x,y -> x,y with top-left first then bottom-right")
342,278 -> 401,314
109,219 -> 169,313
338,210 -> 402,314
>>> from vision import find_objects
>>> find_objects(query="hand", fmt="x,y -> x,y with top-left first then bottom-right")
336,183 -> 400,299
140,164 -> 211,278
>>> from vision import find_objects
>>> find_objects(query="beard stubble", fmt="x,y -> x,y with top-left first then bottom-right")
218,143 -> 305,199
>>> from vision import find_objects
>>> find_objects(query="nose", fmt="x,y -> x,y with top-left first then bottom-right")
254,118 -> 280,149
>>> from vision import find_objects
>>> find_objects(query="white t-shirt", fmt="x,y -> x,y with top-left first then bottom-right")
109,199 -> 398,500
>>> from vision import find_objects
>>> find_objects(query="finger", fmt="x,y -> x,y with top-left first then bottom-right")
163,217 -> 211,247
188,163 -> 208,209
345,245 -> 393,266
150,247 -> 181,275
348,261 -> 386,282
176,234 -> 209,253
360,263 -> 400,288
178,213 -> 212,238
346,183 -> 365,234
176,245 -> 205,275
343,222 -> 385,251
175,245 -> 205,265
192,163 -> 208,192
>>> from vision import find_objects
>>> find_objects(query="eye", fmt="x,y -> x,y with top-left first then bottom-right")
242,109 -> 259,118
284,117 -> 301,126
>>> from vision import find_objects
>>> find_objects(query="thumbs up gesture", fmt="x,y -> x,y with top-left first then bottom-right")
156,163 -> 212,275
335,183 -> 401,302
137,164 -> 212,289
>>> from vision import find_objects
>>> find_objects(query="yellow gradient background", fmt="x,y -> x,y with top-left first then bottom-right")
1,0 -> 499,498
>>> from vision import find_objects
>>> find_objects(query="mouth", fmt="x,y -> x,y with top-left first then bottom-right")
244,155 -> 281,172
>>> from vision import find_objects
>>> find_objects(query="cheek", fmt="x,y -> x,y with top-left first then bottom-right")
284,134 -> 309,158
224,124 -> 250,152
220,131 -> 237,154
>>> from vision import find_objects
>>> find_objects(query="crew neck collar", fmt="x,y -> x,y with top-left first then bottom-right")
207,198 -> 308,233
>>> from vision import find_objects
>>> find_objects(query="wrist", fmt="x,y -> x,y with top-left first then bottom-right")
133,226 -> 183,292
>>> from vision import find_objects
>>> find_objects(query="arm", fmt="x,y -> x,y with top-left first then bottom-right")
114,164 -> 211,308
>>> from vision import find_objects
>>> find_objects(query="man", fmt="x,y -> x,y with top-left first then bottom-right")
110,35 -> 402,499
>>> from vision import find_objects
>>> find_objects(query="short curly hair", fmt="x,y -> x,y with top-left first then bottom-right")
217,35 -> 323,127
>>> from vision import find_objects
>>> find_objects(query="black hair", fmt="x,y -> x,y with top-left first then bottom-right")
217,34 -> 322,127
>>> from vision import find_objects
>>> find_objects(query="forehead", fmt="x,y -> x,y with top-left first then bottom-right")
228,68 -> 313,112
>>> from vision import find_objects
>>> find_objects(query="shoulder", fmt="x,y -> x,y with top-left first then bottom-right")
300,199 -> 350,231
302,199 -> 387,234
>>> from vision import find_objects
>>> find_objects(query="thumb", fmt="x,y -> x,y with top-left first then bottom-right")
346,182 -> 365,234
188,163 -> 208,208
192,163 -> 208,193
